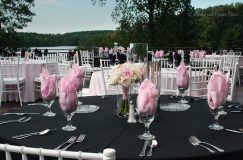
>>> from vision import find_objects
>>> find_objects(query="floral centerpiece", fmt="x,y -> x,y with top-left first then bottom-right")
109,62 -> 144,118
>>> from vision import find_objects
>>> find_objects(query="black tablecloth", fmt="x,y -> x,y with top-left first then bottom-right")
0,96 -> 243,160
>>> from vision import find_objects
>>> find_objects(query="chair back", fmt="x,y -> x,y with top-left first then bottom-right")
190,58 -> 221,70
0,56 -> 24,106
188,66 -> 214,98
80,51 -> 95,79
227,62 -> 239,101
100,59 -> 113,97
45,55 -> 62,75
160,68 -> 179,96
0,143 -> 116,160
0,57 -> 21,81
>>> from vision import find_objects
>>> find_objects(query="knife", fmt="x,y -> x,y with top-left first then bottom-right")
225,128 -> 243,134
2,113 -> 40,115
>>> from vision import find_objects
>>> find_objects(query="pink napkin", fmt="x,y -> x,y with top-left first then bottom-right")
199,51 -> 206,58
176,62 -> 189,89
155,50 -> 164,58
40,67 -> 57,101
71,64 -> 85,91
58,73 -> 77,112
207,71 -> 229,110
104,47 -> 109,53
137,78 -> 159,115
190,51 -> 195,58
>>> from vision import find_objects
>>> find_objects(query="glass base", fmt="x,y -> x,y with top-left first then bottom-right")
138,133 -> 155,140
76,105 -> 100,113
62,124 -> 77,131
208,123 -> 224,130
42,111 -> 56,117
178,99 -> 188,104
160,103 -> 190,112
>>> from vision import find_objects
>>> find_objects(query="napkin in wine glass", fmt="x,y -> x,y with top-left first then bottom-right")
207,71 -> 229,110
58,73 -> 77,112
71,64 -> 84,91
137,78 -> 159,115
40,67 -> 57,101
176,62 -> 189,89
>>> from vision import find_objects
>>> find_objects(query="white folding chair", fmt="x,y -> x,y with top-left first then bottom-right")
238,65 -> 243,85
160,68 -> 179,96
222,55 -> 235,72
100,59 -> 115,98
0,143 -> 116,160
188,66 -> 214,98
190,58 -> 221,70
0,56 -> 25,107
80,50 -> 95,79
227,62 -> 239,101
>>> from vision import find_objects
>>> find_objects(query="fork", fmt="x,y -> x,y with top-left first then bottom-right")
62,134 -> 86,151
0,117 -> 31,124
190,136 -> 224,152
188,137 -> 215,153
54,136 -> 77,150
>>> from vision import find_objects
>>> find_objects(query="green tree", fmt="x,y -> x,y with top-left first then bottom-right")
0,0 -> 35,54
91,0 -> 195,48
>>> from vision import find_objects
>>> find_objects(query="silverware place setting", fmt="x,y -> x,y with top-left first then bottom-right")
54,134 -> 86,150
188,136 -> 224,153
0,117 -> 31,125
12,128 -> 58,139
2,112 -> 40,116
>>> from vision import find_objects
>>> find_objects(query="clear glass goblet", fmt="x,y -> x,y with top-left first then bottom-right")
208,105 -> 224,130
138,113 -> 155,140
42,99 -> 56,117
178,87 -> 188,104
61,105 -> 77,131
60,94 -> 78,131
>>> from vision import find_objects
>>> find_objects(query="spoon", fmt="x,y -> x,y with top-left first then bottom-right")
147,140 -> 158,156
12,128 -> 57,139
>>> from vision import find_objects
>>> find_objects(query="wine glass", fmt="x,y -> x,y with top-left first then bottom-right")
178,87 -> 188,104
42,99 -> 55,117
60,92 -> 77,131
138,113 -> 155,140
208,100 -> 224,130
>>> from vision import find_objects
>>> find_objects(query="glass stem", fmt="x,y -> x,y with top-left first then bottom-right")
67,116 -> 72,126
180,90 -> 185,100
145,122 -> 151,134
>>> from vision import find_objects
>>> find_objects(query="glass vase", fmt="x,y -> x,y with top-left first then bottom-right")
116,86 -> 130,118
146,61 -> 161,120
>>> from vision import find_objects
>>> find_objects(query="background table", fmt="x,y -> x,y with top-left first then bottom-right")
3,59 -> 57,103
88,68 -> 206,97
0,96 -> 243,159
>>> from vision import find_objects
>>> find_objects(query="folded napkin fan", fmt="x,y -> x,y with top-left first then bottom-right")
207,71 -> 230,110
40,67 -> 57,101
176,62 -> 189,89
137,78 -> 159,115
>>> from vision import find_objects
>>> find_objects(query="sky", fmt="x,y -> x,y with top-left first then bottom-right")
19,0 -> 242,34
